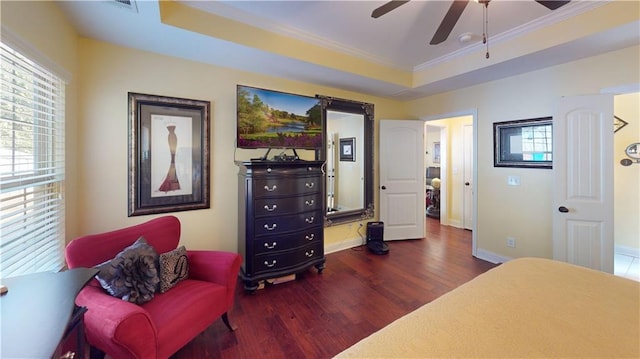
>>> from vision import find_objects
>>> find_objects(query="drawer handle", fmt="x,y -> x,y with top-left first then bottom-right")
307,167 -> 314,172
264,204 -> 277,212
264,242 -> 277,249
305,199 -> 315,206
264,185 -> 277,192
264,260 -> 277,268
305,250 -> 315,257
305,234 -> 315,241
305,216 -> 315,224
305,182 -> 315,189
264,223 -> 277,231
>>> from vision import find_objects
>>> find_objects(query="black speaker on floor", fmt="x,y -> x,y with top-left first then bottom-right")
366,221 -> 389,255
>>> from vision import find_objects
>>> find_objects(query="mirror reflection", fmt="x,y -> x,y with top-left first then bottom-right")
319,96 -> 374,226
326,111 -> 365,213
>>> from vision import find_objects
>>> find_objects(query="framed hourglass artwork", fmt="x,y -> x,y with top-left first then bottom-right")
128,92 -> 210,216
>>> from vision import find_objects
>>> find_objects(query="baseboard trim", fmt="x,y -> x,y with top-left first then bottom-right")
328,241 -> 640,263
475,248 -> 511,264
325,237 -> 364,254
447,219 -> 463,228
615,245 -> 640,258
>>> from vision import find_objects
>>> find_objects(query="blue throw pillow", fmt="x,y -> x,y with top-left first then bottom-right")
95,237 -> 160,304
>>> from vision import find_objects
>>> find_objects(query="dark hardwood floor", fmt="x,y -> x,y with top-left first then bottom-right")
172,218 -> 497,359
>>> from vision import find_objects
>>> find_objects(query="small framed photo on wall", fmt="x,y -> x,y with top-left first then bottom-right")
339,137 -> 355,161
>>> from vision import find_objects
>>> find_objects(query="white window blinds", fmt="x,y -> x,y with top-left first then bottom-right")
0,41 -> 66,279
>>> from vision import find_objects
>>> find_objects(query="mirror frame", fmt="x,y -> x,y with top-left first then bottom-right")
318,95 -> 374,226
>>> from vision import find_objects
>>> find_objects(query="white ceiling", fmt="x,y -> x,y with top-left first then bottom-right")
56,0 -> 639,99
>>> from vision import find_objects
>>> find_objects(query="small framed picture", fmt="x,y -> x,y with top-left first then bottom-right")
339,137 -> 355,162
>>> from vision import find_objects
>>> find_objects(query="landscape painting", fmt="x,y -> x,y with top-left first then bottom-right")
236,85 -> 323,149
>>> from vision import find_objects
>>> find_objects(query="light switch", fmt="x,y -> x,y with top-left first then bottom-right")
507,175 -> 521,186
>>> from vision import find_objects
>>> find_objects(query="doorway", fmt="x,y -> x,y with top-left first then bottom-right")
422,112 -> 476,254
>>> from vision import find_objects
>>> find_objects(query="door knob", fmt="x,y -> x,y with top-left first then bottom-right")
558,206 -> 569,213
465,182 -> 470,186
381,185 -> 386,190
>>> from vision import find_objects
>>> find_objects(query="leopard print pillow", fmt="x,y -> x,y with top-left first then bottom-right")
158,245 -> 189,293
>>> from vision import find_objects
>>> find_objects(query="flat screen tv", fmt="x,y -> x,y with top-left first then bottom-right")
236,85 -> 323,151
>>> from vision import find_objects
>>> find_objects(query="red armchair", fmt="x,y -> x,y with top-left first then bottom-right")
65,216 -> 241,359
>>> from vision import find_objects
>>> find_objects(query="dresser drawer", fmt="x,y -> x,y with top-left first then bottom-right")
249,164 -> 323,177
254,210 -> 322,236
254,194 -> 322,217
252,241 -> 324,276
253,176 -> 322,198
254,227 -> 323,255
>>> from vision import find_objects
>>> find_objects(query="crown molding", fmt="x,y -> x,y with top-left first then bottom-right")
183,1 -> 407,71
414,1 -> 607,71
183,1 -> 609,75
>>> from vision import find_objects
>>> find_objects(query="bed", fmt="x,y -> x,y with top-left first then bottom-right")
334,257 -> 639,358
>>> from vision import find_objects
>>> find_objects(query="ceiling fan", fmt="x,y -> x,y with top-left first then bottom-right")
371,0 -> 571,45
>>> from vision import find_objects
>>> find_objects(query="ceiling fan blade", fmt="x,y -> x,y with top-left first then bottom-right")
535,0 -> 571,11
430,0 -> 469,45
371,0 -> 410,18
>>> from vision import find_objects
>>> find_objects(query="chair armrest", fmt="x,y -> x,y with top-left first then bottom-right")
187,250 -> 241,307
76,285 -> 158,359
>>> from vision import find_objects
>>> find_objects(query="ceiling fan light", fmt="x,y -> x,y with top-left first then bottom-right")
458,32 -> 474,43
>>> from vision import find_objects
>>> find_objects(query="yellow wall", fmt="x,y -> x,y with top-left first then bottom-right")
406,45 -> 640,260
614,93 -> 640,251
75,39 -> 406,252
2,1 -> 638,260
1,0 -> 408,252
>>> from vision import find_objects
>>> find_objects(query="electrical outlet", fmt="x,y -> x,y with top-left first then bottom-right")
506,237 -> 516,248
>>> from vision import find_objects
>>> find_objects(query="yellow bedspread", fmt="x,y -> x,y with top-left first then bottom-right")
335,257 -> 639,358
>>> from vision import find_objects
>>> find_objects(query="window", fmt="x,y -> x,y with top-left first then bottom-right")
0,41 -> 66,278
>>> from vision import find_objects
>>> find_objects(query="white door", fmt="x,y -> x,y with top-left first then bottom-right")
553,94 -> 614,273
379,120 -> 425,240
463,124 -> 473,230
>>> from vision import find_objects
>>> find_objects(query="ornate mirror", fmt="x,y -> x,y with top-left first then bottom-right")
318,96 -> 374,225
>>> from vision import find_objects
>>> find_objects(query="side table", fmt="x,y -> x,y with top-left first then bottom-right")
0,267 -> 98,358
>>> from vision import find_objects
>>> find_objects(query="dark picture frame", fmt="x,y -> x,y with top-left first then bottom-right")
494,117 -> 553,169
128,92 -> 210,216
339,137 -> 355,162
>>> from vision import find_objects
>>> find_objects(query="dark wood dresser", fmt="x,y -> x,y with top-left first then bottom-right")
237,160 -> 326,292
